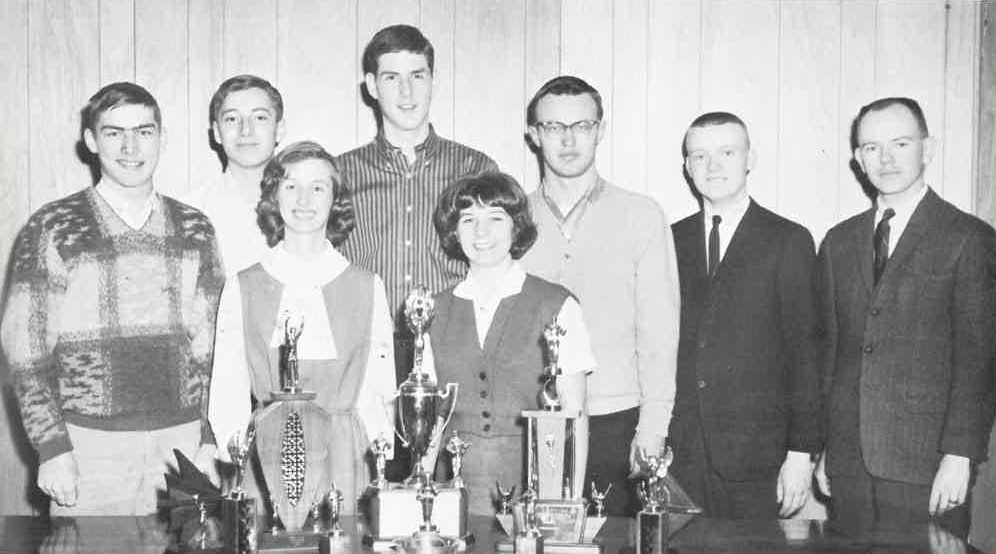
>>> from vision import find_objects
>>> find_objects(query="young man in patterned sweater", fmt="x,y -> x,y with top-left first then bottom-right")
0,82 -> 224,515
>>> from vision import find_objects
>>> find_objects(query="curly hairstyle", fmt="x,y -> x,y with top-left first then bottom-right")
433,171 -> 537,263
256,141 -> 354,247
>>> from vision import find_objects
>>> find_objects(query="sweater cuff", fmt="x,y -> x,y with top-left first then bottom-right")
37,434 -> 73,464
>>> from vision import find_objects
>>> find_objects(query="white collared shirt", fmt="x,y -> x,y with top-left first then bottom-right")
182,172 -> 270,276
702,194 -> 751,264
208,240 -> 397,461
94,180 -> 157,230
875,185 -> 929,256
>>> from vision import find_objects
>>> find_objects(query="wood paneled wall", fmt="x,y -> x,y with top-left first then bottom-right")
0,0 -> 989,536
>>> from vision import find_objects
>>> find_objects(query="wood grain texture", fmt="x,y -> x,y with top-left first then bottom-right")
522,0 -> 561,192
611,0 -> 649,194
99,0 -> 135,83
837,0 -> 877,220
224,0 -> 278,81
941,0 -> 980,213
420,0 -> 456,140
187,0 -> 224,190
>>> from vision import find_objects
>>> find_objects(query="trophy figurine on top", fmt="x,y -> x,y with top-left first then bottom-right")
363,286 -> 469,546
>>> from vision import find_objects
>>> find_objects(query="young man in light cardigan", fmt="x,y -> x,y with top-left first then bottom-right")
1,82 -> 224,515
519,76 -> 681,516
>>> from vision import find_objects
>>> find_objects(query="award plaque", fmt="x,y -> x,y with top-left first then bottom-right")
363,287 -> 470,546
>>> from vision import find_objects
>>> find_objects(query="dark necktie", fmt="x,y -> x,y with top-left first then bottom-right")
873,208 -> 896,285
708,215 -> 721,278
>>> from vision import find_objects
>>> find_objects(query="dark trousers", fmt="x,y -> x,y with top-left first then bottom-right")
583,407 -> 642,517
670,412 -> 779,519
829,471 -> 970,539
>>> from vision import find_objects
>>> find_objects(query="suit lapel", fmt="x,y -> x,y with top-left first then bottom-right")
713,199 -> 762,281
881,188 -> 945,281
851,208 -> 876,294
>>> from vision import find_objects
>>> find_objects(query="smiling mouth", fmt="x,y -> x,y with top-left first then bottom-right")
117,160 -> 144,170
292,209 -> 317,219
398,104 -> 417,111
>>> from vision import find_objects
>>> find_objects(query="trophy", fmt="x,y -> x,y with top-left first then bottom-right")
371,433 -> 392,489
445,432 -> 470,488
390,481 -> 460,554
589,482 -> 612,518
539,320 -> 566,411
220,428 -> 258,554
496,481 -> 516,515
634,447 -> 673,554
280,312 -> 304,393
363,287 -> 468,545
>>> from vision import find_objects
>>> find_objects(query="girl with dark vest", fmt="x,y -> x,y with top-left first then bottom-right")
424,172 -> 596,515
208,141 -> 397,514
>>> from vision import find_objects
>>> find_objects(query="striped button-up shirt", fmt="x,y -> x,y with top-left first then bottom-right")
336,126 -> 498,323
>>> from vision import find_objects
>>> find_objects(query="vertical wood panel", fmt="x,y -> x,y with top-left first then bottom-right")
135,0 -> 189,199
699,0 -> 780,209
99,0 -> 135,83
355,0 -> 420,146
561,0 -> 614,182
224,0 -> 278,80
942,1 -> 980,213
420,0 -> 456,141
453,0 -> 526,179
778,0 -> 841,243
875,0 -> 947,195
277,0 -> 357,155
0,0 -> 36,516
522,0 -> 561,192
647,0 -> 701,224
837,0 -> 877,220
28,0 -> 100,209
611,0 -> 648,193
187,0 -> 224,191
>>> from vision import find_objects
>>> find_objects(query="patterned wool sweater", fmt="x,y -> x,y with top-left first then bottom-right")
0,187 -> 224,462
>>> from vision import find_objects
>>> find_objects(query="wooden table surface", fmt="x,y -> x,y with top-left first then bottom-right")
0,514 -> 983,554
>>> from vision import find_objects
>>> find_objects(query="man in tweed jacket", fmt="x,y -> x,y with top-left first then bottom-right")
1,82 -> 223,515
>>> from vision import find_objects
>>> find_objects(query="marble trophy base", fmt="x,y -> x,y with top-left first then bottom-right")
362,484 -> 470,545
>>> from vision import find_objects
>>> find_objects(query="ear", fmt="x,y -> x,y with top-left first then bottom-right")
83,128 -> 98,154
853,147 -> 866,173
922,136 -> 936,165
211,121 -> 221,144
526,125 -> 540,147
275,118 -> 287,145
364,73 -> 379,101
746,148 -> 758,174
594,119 -> 608,145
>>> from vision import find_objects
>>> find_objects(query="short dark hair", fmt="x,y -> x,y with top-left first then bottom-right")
257,141 -> 354,247
433,172 -> 538,263
209,74 -> 284,124
82,82 -> 161,135
362,24 -> 434,76
526,75 -> 603,127
852,97 -> 929,149
682,111 -> 750,157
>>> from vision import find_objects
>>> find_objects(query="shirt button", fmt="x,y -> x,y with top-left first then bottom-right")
483,424 -> 492,432
863,344 -> 874,354
697,380 -> 707,389
870,308 -> 880,316
479,372 -> 487,380
697,340 -> 707,349
482,411 -> 491,418
480,391 -> 488,398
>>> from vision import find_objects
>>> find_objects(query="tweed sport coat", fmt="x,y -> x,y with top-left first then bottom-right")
819,188 -> 996,484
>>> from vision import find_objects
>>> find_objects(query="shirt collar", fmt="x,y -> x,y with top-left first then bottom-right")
703,193 -> 751,230
539,176 -> 606,223
374,124 -> 441,162
94,179 -> 159,228
876,184 -> 928,225
453,262 -> 527,302
261,240 -> 350,287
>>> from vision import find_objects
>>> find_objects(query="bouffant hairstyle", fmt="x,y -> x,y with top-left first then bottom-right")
433,172 -> 537,263
256,141 -> 354,247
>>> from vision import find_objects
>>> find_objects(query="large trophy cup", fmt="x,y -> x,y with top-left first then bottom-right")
497,318 -> 603,553
364,287 -> 469,546
252,313 -> 339,552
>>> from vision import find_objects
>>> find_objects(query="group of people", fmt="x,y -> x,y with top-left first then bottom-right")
1,22 -> 993,540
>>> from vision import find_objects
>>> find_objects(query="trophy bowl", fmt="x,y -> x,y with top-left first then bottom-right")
397,376 -> 458,479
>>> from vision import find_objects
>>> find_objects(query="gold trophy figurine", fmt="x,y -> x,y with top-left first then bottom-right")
370,433 -> 392,489
445,432 -> 470,488
539,319 -> 566,411
635,447 -> 674,554
281,312 -> 305,393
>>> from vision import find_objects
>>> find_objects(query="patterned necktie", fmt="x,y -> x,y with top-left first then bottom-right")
873,208 -> 896,285
708,215 -> 722,278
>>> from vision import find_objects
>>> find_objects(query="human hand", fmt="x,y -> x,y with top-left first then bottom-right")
777,450 -> 813,518
38,452 -> 79,507
629,432 -> 666,474
929,454 -> 970,516
814,450 -> 831,497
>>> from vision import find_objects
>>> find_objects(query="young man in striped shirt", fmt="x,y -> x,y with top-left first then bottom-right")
336,24 -> 498,480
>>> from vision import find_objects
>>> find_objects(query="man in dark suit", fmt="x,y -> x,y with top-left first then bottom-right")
816,97 -> 996,537
669,112 -> 823,518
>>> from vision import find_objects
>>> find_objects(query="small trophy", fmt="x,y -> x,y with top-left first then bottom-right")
281,312 -> 305,393
539,319 -> 566,411
390,481 -> 460,554
226,426 -> 256,499
327,484 -> 345,538
445,432 -> 470,488
221,427 -> 258,554
370,433 -> 392,489
511,493 -> 544,554
634,447 -> 674,554
495,481 -> 516,515
590,482 -> 613,518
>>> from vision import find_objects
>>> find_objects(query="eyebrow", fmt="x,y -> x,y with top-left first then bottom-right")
99,123 -> 158,132
220,107 -> 273,116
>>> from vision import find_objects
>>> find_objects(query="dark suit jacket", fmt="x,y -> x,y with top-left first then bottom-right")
669,200 -> 823,480
819,189 -> 996,484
